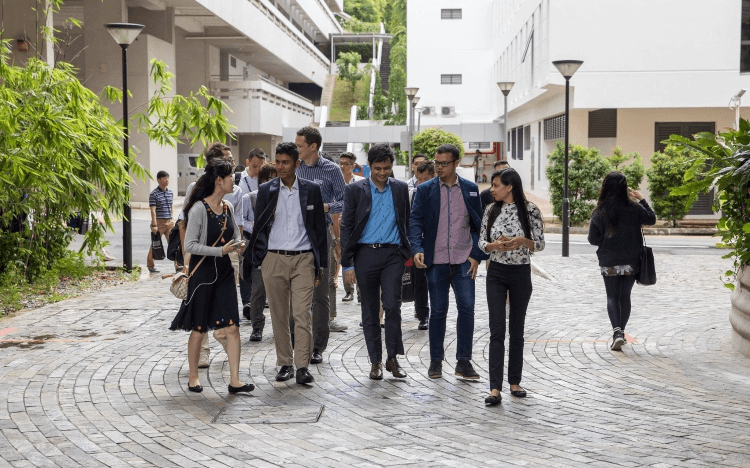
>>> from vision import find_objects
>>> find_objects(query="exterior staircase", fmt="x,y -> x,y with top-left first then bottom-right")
322,121 -> 349,161
379,42 -> 391,92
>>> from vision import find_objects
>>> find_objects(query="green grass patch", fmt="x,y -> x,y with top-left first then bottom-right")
330,74 -> 370,122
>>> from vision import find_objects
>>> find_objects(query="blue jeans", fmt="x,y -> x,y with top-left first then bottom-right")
426,260 -> 475,362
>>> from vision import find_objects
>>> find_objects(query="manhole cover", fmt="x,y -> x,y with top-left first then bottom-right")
212,405 -> 324,424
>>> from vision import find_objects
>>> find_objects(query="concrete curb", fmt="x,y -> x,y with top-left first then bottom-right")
531,259 -> 555,281
544,225 -> 718,236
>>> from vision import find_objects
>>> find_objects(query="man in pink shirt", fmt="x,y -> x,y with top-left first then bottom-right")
409,144 -> 488,380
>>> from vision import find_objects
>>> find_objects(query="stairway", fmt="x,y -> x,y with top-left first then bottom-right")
322,121 -> 349,161
379,42 -> 391,92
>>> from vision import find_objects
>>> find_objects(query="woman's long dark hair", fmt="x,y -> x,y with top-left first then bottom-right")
183,158 -> 234,227
485,168 -> 532,242
593,171 -> 635,237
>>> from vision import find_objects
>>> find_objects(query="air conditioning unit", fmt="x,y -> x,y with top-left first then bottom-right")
441,106 -> 456,117
421,106 -> 436,116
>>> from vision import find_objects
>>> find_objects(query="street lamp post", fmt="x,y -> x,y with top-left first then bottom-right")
105,23 -> 144,273
730,89 -> 747,130
404,86 -> 419,177
552,60 -> 583,258
497,82 -> 515,160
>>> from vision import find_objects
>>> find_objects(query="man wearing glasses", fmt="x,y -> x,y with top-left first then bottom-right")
409,144 -> 488,380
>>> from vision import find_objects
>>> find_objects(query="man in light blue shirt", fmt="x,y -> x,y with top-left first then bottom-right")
340,144 -> 412,380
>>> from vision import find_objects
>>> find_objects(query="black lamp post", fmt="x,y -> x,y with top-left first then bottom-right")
496,82 -> 514,159
105,23 -> 144,273
552,60 -> 583,257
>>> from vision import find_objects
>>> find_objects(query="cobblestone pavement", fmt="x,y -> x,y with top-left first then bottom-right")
1,253 -> 748,467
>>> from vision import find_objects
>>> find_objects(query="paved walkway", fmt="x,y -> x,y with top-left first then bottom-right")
1,253 -> 748,467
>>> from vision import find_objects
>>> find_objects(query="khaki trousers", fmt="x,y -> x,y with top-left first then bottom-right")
262,251 -> 315,369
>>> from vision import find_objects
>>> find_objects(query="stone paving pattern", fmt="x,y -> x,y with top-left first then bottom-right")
1,253 -> 749,467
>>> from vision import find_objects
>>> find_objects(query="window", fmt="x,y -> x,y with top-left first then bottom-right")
544,114 -> 565,140
743,0 -> 750,72
588,109 -> 617,138
523,125 -> 531,150
441,9 -> 462,19
230,56 -> 237,68
468,142 -> 491,149
655,121 -> 716,214
511,128 -> 517,159
514,126 -> 524,160
441,74 -> 462,85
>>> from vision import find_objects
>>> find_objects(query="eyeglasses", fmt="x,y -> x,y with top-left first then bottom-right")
434,160 -> 455,168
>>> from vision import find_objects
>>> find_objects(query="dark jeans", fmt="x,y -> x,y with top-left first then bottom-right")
487,262 -> 532,391
239,232 -> 252,304
425,260 -> 475,362
311,227 -> 332,352
602,274 -> 636,331
413,263 -> 429,320
247,265 -> 266,331
355,245 -> 405,362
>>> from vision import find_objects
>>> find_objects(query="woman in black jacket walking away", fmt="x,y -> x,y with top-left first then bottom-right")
588,172 -> 656,351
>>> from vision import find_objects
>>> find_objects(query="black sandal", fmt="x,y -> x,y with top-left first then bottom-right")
484,393 -> 501,405
228,383 -> 255,394
188,384 -> 203,393
510,387 -> 527,398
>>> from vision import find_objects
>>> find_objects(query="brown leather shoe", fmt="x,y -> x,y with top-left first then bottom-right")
369,362 -> 383,380
385,357 -> 407,378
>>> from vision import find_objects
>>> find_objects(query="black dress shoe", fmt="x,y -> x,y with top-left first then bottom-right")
275,365 -> 294,382
264,298 -> 269,309
310,350 -> 323,364
484,393 -> 501,405
249,329 -> 262,342
385,357 -> 407,378
510,387 -> 527,398
417,318 -> 428,330
369,362 -> 383,380
428,360 -> 442,379
455,360 -> 480,380
228,383 -> 254,394
296,367 -> 314,384
342,292 -> 354,302
188,384 -> 203,393
242,304 -> 251,321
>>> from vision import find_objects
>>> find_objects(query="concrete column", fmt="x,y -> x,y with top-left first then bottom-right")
730,266 -> 750,357
3,0 -> 55,66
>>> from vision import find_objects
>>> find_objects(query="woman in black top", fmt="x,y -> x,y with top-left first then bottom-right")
588,172 -> 656,351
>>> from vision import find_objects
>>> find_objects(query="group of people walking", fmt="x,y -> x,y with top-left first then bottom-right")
166,125 -> 657,405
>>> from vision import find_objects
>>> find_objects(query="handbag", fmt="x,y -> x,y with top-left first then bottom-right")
636,228 -> 656,286
401,257 -> 415,303
171,203 -> 228,300
151,231 -> 166,261
166,224 -> 182,263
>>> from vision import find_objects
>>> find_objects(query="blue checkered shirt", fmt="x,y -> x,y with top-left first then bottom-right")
149,187 -> 173,219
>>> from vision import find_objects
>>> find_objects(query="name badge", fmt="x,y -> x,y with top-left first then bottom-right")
469,192 -> 478,197
307,205 -> 314,210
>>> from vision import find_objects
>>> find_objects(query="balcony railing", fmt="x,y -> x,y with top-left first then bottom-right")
209,76 -> 315,118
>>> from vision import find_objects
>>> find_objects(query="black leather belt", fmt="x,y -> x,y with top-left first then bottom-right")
360,243 -> 398,249
268,249 -> 313,256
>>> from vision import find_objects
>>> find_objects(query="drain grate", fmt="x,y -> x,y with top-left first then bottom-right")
212,405 -> 324,424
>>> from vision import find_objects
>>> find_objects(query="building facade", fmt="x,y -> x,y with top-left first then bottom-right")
6,0 -> 340,200
408,0 -> 750,215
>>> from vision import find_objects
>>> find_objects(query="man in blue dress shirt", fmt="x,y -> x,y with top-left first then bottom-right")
340,144 -> 411,380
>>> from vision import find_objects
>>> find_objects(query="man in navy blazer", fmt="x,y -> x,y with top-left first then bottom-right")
340,144 -> 411,380
409,143 -> 489,381
244,142 -> 327,385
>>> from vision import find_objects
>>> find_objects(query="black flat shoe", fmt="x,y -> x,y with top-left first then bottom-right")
188,384 -> 203,393
484,394 -> 501,405
228,383 -> 254,394
510,387 -> 527,398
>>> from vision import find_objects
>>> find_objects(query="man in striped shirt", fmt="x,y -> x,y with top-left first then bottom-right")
147,170 -> 175,274
295,126 -> 346,365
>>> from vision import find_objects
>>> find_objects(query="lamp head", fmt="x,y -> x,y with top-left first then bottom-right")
411,96 -> 420,107
404,86 -> 419,100
497,81 -> 515,96
736,89 -> 747,99
552,60 -> 584,79
105,23 -> 144,46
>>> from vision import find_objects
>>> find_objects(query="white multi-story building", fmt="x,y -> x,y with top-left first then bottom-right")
7,0 -> 341,201
408,0 -> 750,215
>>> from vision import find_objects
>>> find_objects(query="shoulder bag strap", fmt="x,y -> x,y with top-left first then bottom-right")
187,201 -> 228,278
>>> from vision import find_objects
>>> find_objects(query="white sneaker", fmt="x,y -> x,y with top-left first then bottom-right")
213,330 -> 229,354
198,351 -> 210,368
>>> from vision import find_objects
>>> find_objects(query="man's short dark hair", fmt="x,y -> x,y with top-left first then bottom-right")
494,159 -> 510,169
205,142 -> 231,163
417,161 -> 435,176
436,144 -> 461,162
413,153 -> 428,163
156,170 -> 169,179
339,152 -> 356,163
296,126 -> 322,151
276,142 -> 300,162
367,143 -> 395,166
247,148 -> 266,161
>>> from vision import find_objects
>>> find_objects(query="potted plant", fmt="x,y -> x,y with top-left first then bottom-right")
667,119 -> 750,356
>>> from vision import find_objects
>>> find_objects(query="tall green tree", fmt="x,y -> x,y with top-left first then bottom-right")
386,0 -> 406,125
412,128 -> 463,159
606,147 -> 645,189
647,146 -> 693,227
344,0 -> 383,23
